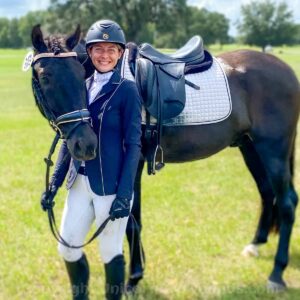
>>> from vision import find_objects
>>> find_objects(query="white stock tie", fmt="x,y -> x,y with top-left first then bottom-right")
88,71 -> 113,105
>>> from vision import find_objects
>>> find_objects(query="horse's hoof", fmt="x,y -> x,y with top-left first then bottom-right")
267,279 -> 287,292
125,273 -> 143,295
241,244 -> 259,257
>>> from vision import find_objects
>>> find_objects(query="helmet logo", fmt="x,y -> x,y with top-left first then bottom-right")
103,33 -> 109,40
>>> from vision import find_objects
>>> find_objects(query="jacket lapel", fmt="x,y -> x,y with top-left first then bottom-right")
92,71 -> 122,102
85,75 -> 93,106
86,74 -> 93,90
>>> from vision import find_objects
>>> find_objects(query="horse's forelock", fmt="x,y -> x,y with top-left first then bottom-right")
45,35 -> 68,54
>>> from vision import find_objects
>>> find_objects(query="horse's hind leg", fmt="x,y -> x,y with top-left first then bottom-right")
239,136 -> 277,256
253,137 -> 298,290
126,159 -> 145,292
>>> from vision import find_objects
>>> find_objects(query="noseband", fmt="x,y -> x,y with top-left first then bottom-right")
31,51 -> 91,139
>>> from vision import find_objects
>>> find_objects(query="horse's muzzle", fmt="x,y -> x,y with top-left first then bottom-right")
67,123 -> 98,161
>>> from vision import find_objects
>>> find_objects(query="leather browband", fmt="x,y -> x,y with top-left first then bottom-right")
33,52 -> 78,63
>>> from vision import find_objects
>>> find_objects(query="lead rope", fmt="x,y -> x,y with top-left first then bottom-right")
44,133 -> 111,249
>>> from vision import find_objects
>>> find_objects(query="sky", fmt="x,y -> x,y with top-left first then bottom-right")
0,0 -> 299,36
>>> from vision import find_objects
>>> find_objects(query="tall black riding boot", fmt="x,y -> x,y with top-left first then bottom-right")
104,255 -> 125,300
64,253 -> 89,300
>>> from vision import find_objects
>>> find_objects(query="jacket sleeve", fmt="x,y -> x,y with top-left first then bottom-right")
116,81 -> 142,199
49,140 -> 71,190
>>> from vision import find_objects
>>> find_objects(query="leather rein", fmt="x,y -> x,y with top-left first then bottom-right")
31,51 -> 110,248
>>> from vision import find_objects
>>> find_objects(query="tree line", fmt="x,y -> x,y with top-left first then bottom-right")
0,0 -> 299,49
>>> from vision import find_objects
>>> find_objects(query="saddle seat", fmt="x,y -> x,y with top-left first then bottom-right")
139,35 -> 204,66
170,35 -> 205,65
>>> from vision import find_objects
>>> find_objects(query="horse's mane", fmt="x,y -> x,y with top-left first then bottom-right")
126,42 -> 138,64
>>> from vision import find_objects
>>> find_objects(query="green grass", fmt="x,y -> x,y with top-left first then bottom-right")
0,46 -> 300,299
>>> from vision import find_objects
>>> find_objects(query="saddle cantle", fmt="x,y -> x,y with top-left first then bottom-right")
171,36 -> 204,64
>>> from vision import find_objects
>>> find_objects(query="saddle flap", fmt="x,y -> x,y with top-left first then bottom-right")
135,57 -> 156,105
159,63 -> 185,80
136,56 -> 186,120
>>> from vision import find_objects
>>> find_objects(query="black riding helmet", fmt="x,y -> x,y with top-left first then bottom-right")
86,20 -> 126,50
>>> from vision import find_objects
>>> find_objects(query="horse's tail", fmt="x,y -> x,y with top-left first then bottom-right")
269,134 -> 297,234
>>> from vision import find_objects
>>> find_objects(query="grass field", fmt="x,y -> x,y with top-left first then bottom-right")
0,45 -> 300,300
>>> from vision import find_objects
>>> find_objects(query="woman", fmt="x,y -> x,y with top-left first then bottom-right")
44,20 -> 142,300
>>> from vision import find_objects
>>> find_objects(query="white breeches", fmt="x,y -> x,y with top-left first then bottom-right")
58,174 -> 131,264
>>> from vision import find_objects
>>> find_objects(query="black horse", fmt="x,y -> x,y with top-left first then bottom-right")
31,26 -> 300,292
124,45 -> 300,292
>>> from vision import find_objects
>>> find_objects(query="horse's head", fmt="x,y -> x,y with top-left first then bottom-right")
31,25 -> 97,161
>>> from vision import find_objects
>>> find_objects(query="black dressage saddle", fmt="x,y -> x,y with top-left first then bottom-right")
135,35 -> 213,174
136,35 -> 213,121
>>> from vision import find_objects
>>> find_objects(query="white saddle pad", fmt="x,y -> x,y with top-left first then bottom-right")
121,49 -> 232,126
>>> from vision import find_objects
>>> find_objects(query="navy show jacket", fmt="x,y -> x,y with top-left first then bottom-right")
51,70 -> 142,199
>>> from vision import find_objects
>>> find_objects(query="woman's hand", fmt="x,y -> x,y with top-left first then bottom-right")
109,197 -> 130,220
40,186 -> 57,211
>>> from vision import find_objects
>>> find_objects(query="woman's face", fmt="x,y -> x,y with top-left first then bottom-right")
88,42 -> 123,73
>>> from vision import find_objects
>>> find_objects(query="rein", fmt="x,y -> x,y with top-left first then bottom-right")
32,50 -> 111,248
44,133 -> 111,249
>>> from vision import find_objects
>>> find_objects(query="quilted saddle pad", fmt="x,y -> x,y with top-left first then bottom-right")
120,49 -> 232,126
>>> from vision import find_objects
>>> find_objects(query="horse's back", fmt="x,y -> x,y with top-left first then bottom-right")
218,49 -> 299,94
218,50 -> 300,139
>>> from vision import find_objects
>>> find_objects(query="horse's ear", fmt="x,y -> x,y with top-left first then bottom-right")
66,25 -> 81,50
31,24 -> 48,53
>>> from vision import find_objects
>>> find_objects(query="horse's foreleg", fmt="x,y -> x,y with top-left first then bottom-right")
254,140 -> 297,290
126,158 -> 145,292
239,136 -> 277,256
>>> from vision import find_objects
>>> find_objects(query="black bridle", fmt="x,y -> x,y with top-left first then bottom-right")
31,51 -> 111,248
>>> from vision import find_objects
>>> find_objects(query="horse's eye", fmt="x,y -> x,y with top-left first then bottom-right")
40,76 -> 50,85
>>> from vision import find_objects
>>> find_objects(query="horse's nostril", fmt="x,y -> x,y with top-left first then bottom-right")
86,145 -> 97,159
75,140 -> 81,152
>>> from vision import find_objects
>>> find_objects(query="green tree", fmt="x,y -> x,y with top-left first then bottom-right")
238,0 -> 297,49
47,0 -> 187,44
0,18 -> 10,47
48,0 -> 96,34
187,7 -> 229,45
295,24 -> 300,44
7,18 -> 23,48
47,0 -> 229,48
0,18 -> 23,48
18,11 -> 48,47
